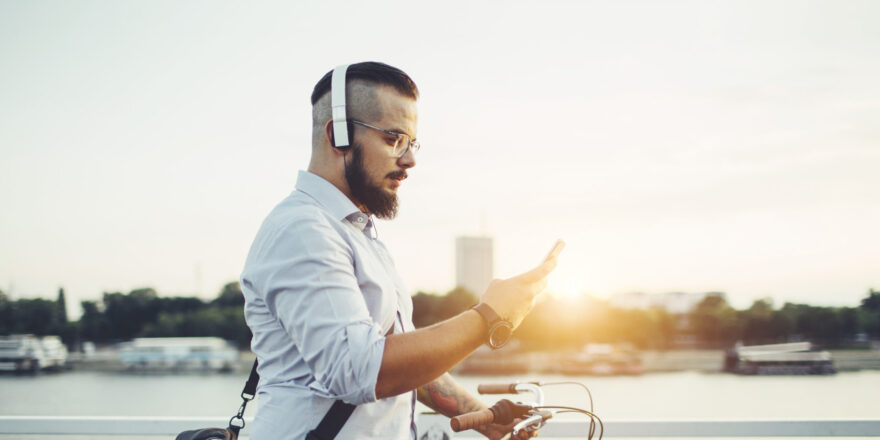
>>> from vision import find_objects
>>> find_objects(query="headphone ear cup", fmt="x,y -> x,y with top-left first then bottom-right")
329,124 -> 350,150
330,121 -> 354,150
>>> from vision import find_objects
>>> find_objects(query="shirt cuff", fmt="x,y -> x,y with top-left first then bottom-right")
314,321 -> 386,405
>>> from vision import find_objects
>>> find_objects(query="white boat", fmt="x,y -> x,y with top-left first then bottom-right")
117,337 -> 238,371
39,336 -> 69,370
724,342 -> 835,375
0,334 -> 68,373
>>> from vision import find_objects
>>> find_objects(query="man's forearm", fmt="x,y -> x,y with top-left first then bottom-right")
417,373 -> 486,417
375,309 -> 486,399
375,255 -> 558,400
419,374 -> 506,440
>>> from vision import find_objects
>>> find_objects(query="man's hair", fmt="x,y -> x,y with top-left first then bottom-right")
310,61 -> 419,105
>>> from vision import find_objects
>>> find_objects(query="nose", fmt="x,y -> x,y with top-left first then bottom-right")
397,145 -> 416,169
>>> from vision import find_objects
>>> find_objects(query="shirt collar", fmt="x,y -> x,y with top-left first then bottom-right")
295,170 -> 373,233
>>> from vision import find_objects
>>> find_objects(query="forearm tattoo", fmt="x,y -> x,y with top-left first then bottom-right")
417,373 -> 485,417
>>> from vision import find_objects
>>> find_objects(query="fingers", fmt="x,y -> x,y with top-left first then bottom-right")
516,428 -> 538,439
515,257 -> 558,284
510,426 -> 539,439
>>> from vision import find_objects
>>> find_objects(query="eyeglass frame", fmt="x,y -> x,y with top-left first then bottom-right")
350,119 -> 420,157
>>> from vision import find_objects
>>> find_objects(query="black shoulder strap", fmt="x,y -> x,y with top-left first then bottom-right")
227,358 -> 357,440
242,358 -> 260,397
306,400 -> 357,440
227,359 -> 260,436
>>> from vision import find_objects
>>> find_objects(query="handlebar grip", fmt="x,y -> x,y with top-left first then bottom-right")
477,383 -> 517,394
450,408 -> 495,432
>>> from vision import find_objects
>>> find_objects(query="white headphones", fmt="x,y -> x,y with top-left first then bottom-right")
330,64 -> 351,149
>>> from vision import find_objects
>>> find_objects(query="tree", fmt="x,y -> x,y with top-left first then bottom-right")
10,298 -> 57,335
435,287 -> 478,322
861,288 -> 880,311
860,288 -> 880,337
740,299 -> 792,345
157,297 -> 205,315
214,282 -> 245,308
102,288 -> 161,341
411,288 -> 478,328
80,300 -> 112,342
56,287 -> 68,324
0,289 -> 11,335
689,295 -> 740,348
411,291 -> 442,328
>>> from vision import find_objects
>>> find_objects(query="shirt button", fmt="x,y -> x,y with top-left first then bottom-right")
357,217 -> 364,223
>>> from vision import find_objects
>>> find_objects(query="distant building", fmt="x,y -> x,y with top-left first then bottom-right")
609,291 -> 727,314
455,236 -> 494,295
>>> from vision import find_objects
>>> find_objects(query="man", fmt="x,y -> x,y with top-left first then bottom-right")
241,61 -> 558,439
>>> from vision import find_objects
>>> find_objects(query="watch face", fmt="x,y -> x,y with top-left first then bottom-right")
488,322 -> 513,348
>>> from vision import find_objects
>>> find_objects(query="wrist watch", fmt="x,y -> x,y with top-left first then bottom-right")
472,303 -> 514,349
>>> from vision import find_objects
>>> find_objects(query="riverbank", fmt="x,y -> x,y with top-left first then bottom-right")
61,348 -> 880,375
453,348 -> 880,375
641,349 -> 880,372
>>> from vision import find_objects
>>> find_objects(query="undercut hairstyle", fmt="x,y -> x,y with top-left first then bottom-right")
310,61 -> 419,105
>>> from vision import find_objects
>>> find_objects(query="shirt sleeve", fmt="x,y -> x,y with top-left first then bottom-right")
248,212 -> 385,405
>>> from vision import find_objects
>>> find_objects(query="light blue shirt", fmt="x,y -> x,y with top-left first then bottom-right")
241,170 -> 416,440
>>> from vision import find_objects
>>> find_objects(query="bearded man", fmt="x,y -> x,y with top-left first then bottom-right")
240,61 -> 557,440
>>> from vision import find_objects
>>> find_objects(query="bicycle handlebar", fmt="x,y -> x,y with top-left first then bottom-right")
456,380 -> 602,439
450,408 -> 495,432
477,383 -> 518,394
450,399 -> 532,432
478,382 -> 544,406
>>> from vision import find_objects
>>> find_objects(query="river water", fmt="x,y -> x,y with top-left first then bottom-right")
2,370 -> 878,438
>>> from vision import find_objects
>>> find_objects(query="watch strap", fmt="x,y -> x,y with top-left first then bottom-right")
472,302 -> 502,327
472,303 -> 514,349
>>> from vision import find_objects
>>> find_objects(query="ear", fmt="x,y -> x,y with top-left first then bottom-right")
324,119 -> 335,146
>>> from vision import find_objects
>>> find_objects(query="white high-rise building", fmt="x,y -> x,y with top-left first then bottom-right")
455,236 -> 494,295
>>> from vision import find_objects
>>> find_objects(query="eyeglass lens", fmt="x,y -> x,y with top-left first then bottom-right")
393,134 -> 419,157
393,135 -> 407,157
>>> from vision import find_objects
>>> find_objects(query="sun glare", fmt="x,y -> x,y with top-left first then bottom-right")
546,257 -> 586,300
544,253 -> 613,302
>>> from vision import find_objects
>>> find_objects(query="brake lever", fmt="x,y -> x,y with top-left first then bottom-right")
512,410 -> 552,436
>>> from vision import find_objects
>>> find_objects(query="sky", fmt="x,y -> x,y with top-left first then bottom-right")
1,0 -> 878,318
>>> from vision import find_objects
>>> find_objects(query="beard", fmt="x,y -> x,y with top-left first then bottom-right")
344,142 -> 402,220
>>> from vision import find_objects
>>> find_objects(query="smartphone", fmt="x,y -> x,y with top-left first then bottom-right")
544,239 -> 566,262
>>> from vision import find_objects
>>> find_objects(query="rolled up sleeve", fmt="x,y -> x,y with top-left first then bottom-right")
250,214 -> 385,405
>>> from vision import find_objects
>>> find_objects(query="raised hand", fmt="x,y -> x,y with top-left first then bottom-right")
479,240 -> 564,328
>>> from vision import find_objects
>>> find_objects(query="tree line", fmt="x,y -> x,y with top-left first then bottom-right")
514,289 -> 880,350
2,284 -> 878,351
0,283 -> 251,349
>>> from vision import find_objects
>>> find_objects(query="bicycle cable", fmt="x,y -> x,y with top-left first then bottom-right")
530,381 -> 596,438
536,405 -> 604,440
530,380 -> 594,411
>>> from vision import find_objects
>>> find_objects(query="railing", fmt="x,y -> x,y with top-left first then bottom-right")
2,415 -> 879,438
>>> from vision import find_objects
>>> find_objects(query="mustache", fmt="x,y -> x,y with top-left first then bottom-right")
387,170 -> 407,180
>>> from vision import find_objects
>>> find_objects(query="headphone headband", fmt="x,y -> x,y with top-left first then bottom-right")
331,64 -> 350,148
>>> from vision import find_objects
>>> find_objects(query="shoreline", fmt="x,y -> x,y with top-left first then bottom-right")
453,349 -> 880,375
54,349 -> 880,375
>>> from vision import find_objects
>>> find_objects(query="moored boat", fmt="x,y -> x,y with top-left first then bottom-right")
0,334 -> 68,373
118,337 -> 238,372
724,342 -> 835,375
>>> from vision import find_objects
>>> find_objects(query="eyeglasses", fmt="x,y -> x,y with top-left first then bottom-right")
350,120 -> 420,158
